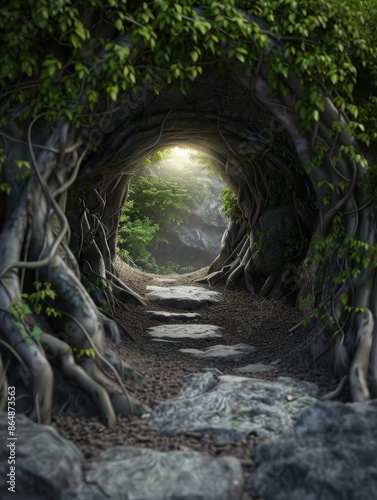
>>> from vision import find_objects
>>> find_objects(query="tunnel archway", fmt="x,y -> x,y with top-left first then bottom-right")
1,5 -> 375,427
71,62 -> 374,403
73,67 -> 317,304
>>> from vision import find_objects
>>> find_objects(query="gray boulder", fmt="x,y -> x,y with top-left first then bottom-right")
60,484 -> 106,500
63,446 -> 243,500
0,413 -> 83,500
145,285 -> 223,309
154,176 -> 228,270
248,400 -> 377,500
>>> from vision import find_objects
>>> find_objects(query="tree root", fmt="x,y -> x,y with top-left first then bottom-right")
259,271 -> 280,297
318,375 -> 348,401
40,334 -> 117,428
104,348 -> 145,385
106,270 -> 146,305
349,308 -> 374,402
101,312 -> 135,343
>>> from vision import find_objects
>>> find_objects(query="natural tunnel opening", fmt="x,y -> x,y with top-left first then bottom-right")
1,1 -> 376,449
68,67 -> 320,313
116,146 -> 228,274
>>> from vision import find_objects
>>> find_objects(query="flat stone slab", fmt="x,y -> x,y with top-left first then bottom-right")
149,370 -> 318,440
145,285 -> 223,310
148,310 -> 201,321
63,446 -> 243,500
152,278 -> 177,283
248,400 -> 377,500
180,343 -> 256,362
147,324 -> 224,343
236,363 -> 277,373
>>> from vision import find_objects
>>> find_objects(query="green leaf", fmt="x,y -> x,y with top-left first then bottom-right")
330,73 -> 338,85
74,21 -> 87,40
70,33 -> 81,49
115,19 -> 123,31
190,51 -> 199,62
30,325 -> 43,341
16,160 -> 30,169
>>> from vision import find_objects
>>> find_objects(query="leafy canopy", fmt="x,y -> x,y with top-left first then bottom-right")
0,0 -> 376,147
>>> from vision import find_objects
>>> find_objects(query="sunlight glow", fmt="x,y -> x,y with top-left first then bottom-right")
172,146 -> 190,157
162,146 -> 199,171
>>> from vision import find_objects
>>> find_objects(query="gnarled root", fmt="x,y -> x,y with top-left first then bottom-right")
349,308 -> 374,402
40,333 -> 117,428
79,357 -> 150,417
318,375 -> 348,401
0,311 -> 53,424
104,347 -> 145,385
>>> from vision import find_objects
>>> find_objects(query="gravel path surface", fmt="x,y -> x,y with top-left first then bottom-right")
52,259 -> 339,499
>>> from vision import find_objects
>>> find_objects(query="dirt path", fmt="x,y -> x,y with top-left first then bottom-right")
52,259 -> 338,499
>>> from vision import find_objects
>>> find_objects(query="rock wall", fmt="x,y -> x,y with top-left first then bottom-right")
154,176 -> 227,270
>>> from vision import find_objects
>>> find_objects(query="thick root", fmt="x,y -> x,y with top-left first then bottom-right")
349,309 -> 374,402
40,334 -> 117,428
79,357 -> 150,417
104,348 -> 145,385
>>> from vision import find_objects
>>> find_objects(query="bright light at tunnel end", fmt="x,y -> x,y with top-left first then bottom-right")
171,146 -> 196,158
172,146 -> 190,157
161,146 -> 201,172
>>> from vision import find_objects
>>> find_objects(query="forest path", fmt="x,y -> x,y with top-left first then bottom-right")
53,260 -> 338,499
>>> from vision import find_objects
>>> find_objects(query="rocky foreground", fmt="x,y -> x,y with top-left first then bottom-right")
1,274 -> 376,499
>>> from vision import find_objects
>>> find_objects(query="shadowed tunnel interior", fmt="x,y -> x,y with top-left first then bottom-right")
71,67 -> 318,312
66,56 -> 377,406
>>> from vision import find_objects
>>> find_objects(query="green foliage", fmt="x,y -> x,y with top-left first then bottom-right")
22,281 -> 61,316
126,174 -> 195,231
117,169 -> 198,273
117,148 -> 224,273
0,149 -> 11,194
117,209 -> 160,267
0,0 -> 375,142
70,347 -> 96,360
10,281 -> 61,345
11,281 -> 61,319
220,187 -> 243,223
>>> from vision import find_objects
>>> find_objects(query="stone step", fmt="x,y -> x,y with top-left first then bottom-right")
147,310 -> 201,321
145,285 -> 223,310
236,363 -> 278,373
180,343 -> 256,363
147,324 -> 224,343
